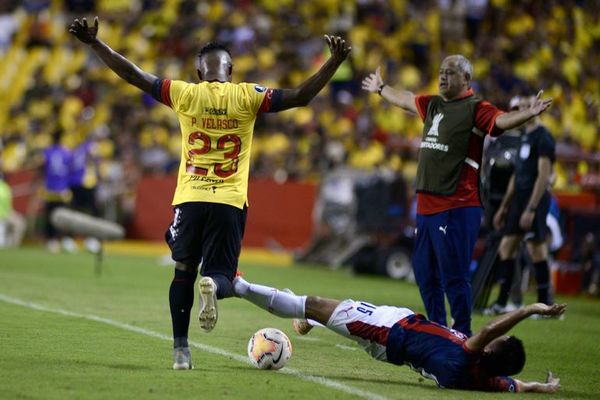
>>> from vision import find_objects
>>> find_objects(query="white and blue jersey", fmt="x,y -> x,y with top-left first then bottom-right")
327,300 -> 519,392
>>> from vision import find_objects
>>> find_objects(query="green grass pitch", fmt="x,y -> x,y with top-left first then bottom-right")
0,246 -> 599,400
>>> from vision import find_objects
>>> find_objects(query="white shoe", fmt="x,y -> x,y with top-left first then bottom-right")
530,311 -> 565,321
172,347 -> 193,370
61,237 -> 78,253
504,302 -> 522,313
483,303 -> 508,316
84,237 -> 101,254
47,239 -> 60,253
198,277 -> 218,332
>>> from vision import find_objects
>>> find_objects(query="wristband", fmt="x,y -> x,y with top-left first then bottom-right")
377,83 -> 385,95
527,204 -> 537,212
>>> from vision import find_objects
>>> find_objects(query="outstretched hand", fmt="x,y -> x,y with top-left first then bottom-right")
528,303 -> 567,317
544,371 -> 561,393
361,67 -> 384,93
324,35 -> 351,63
528,90 -> 553,116
69,16 -> 99,45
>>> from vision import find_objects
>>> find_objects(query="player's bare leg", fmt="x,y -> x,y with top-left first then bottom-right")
297,296 -> 340,335
305,296 -> 340,322
282,289 -> 333,335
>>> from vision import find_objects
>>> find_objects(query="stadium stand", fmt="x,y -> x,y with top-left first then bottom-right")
0,1 -> 598,262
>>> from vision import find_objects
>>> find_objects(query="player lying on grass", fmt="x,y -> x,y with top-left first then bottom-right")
233,276 -> 564,393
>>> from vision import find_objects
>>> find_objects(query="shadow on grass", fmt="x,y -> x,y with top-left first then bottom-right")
555,390 -> 599,400
72,359 -> 153,371
216,365 -> 426,389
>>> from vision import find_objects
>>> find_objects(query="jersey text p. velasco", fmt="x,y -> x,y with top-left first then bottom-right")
153,79 -> 274,209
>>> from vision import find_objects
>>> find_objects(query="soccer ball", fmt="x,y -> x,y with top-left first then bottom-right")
247,328 -> 292,370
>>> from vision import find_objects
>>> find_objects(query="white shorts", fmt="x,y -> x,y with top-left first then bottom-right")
326,299 -> 414,361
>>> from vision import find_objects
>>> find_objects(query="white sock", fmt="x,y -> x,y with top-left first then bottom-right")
306,319 -> 325,328
233,277 -> 305,318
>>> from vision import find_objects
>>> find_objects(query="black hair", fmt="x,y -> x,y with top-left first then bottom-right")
51,128 -> 64,145
198,42 -> 231,60
480,336 -> 525,377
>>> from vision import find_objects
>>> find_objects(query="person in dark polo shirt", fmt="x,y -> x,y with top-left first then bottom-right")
362,55 -> 552,335
488,95 -> 556,314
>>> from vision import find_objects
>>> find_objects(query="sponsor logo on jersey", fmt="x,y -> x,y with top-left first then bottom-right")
254,85 -> 267,93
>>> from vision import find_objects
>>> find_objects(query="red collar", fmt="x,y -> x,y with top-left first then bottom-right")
457,88 -> 474,99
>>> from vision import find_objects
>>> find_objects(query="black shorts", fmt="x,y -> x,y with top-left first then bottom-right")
165,202 -> 247,279
71,186 -> 98,216
504,191 -> 550,242
45,200 -> 66,239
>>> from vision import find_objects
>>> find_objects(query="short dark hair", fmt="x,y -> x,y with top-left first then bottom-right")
198,42 -> 231,60
480,336 -> 525,377
51,128 -> 64,145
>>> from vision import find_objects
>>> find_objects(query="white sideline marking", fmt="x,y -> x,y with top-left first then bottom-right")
0,293 -> 388,400
293,335 -> 321,342
336,343 -> 358,351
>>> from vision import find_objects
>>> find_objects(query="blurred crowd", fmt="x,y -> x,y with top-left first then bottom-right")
0,0 -> 599,219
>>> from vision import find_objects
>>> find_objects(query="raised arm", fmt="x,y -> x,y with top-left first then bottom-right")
361,67 -> 417,114
69,17 -> 157,94
465,303 -> 566,352
515,371 -> 561,393
495,90 -> 552,130
270,35 -> 351,112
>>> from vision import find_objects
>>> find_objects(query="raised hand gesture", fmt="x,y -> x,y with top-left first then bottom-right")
361,66 -> 384,93
324,35 -> 351,63
69,16 -> 99,45
528,90 -> 553,117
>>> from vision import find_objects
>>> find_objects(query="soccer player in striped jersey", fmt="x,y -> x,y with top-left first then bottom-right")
69,17 -> 351,370
234,275 -> 565,393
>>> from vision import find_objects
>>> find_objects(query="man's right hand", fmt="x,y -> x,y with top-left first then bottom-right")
493,206 -> 507,230
362,67 -> 384,93
528,90 -> 553,117
324,35 -> 351,64
527,303 -> 567,317
69,16 -> 99,45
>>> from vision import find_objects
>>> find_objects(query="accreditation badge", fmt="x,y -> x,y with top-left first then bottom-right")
519,143 -> 531,159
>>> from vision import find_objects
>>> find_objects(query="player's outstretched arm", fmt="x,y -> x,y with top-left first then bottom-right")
515,371 -> 561,393
465,303 -> 566,352
69,17 -> 157,94
361,67 -> 417,114
269,35 -> 351,112
495,90 -> 552,130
